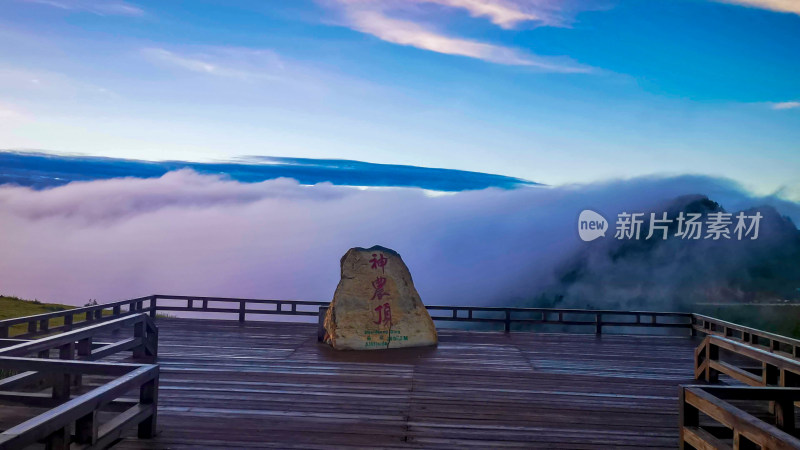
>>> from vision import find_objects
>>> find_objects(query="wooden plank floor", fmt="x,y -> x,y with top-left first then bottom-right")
111,318 -> 700,449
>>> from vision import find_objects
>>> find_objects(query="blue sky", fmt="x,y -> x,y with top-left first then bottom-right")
0,0 -> 798,197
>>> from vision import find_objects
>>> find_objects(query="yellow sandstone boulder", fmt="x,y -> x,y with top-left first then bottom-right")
323,246 -> 438,350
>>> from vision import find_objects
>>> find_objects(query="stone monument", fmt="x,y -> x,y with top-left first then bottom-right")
323,246 -> 438,350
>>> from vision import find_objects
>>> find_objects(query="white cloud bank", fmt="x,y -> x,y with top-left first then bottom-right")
0,170 -> 796,308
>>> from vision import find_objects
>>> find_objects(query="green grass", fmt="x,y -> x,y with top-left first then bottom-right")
0,296 -> 77,377
0,296 -> 172,378
1,295 -> 172,337
0,295 -> 76,337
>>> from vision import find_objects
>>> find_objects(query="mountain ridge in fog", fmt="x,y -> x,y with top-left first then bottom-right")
541,195 -> 800,310
0,151 -> 539,192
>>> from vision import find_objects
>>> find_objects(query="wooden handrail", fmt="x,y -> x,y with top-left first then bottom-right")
680,385 -> 800,450
0,314 -> 157,394
1,294 -> 696,334
153,295 -> 329,322
0,314 -> 156,359
0,296 -> 156,339
319,304 -> 692,335
426,306 -> 691,333
691,313 -> 800,360
0,362 -> 158,450
695,335 -> 800,388
153,295 -> 693,332
0,313 -> 160,449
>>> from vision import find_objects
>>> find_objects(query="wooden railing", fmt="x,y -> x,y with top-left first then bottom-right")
692,314 -> 800,360
685,335 -> 800,449
4,294 -> 800,448
152,294 -> 328,322
679,385 -> 800,450
0,296 -> 156,339
694,335 -> 800,387
0,314 -> 159,449
316,305 -> 693,339
0,359 -> 158,450
425,305 -> 692,333
1,294 -> 697,336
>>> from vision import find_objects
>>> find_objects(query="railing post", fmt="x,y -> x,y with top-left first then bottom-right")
318,306 -> 329,342
694,341 -> 705,380
113,305 -> 121,316
150,296 -> 158,319
28,321 -> 37,335
706,341 -> 719,383
53,343 -> 74,400
75,337 -> 92,386
147,318 -> 158,358
133,320 -> 145,359
504,310 -> 511,333
678,387 -> 698,450
239,301 -> 246,323
774,397 -> 796,434
63,314 -> 73,331
75,410 -> 98,445
595,313 -> 602,335
43,426 -> 70,450
138,374 -> 159,438
0,326 -> 7,338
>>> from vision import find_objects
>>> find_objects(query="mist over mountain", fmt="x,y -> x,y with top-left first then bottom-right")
0,163 -> 796,311
541,195 -> 800,310
0,151 -> 537,191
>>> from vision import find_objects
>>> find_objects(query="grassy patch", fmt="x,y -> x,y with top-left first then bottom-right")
0,296 -> 76,337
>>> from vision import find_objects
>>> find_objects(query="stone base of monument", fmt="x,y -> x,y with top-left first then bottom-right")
323,246 -> 438,350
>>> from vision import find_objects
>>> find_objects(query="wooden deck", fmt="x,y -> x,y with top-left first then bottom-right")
111,318 -> 700,449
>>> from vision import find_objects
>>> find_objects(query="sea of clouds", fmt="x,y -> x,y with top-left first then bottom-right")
0,169 -> 797,308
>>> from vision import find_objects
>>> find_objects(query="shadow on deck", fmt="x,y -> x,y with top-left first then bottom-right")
114,318 -> 701,449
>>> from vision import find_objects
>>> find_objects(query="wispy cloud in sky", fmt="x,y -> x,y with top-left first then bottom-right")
771,101 -> 800,110
0,66 -> 116,99
324,0 -> 589,71
409,0 -> 558,28
0,104 -> 29,121
23,0 -> 144,16
715,0 -> 800,15
140,47 -> 285,81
